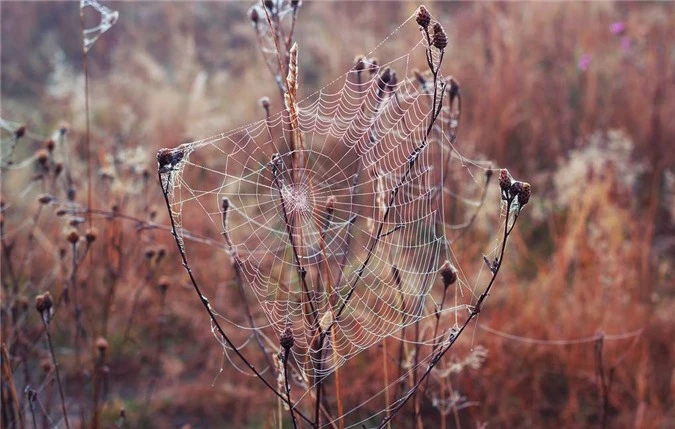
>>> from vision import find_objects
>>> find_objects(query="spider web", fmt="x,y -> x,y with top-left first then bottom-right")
159,6 -> 489,394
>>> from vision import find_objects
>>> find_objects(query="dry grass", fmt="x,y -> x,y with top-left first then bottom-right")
1,1 -> 673,428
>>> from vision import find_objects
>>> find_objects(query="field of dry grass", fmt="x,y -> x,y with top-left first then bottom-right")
1,1 -> 674,428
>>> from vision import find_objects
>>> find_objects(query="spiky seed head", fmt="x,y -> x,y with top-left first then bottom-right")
499,169 -> 513,192
66,229 -> 80,244
439,260 -> 457,289
432,22 -> 448,50
280,327 -> 294,350
416,6 -> 431,29
518,182 -> 531,207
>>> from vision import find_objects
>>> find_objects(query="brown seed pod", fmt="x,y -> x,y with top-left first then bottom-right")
279,327 -> 294,350
432,22 -> 448,50
518,182 -> 531,207
85,228 -> 98,243
499,169 -> 513,193
439,260 -> 457,289
416,5 -> 431,29
66,229 -> 80,244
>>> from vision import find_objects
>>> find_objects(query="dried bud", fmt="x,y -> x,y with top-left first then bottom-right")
38,194 -> 53,205
85,228 -> 98,243
144,247 -> 156,260
248,6 -> 260,25
95,337 -> 109,353
439,260 -> 457,289
35,294 -> 46,313
416,6 -> 431,29
66,229 -> 80,244
518,182 -> 531,207
67,186 -> 76,202
279,327 -> 294,350
36,149 -> 49,165
54,163 -> 63,177
510,181 -> 524,199
42,292 -> 53,311
158,276 -> 170,293
432,23 -> 448,50
377,67 -> 392,93
15,125 -> 26,139
354,55 -> 365,72
259,96 -> 270,111
264,0 -> 274,11
498,169 -> 513,193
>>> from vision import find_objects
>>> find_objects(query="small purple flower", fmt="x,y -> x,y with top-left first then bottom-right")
610,21 -> 625,35
578,54 -> 591,71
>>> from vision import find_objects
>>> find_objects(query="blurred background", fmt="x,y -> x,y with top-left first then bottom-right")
1,1 -> 674,428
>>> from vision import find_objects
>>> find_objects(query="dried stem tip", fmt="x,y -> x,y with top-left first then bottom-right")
280,327 -> 294,350
259,96 -> 270,111
85,228 -> 98,243
416,6 -> 431,29
432,22 -> 448,50
66,229 -> 80,244
439,260 -> 457,289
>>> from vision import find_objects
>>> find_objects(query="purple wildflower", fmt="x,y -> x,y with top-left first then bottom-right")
610,21 -> 625,35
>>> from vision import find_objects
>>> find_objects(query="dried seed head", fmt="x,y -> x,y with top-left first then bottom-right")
95,336 -> 109,353
38,194 -> 53,205
510,181 -> 524,199
35,294 -> 46,313
279,327 -> 294,350
439,260 -> 457,289
499,169 -> 513,193
325,195 -> 336,215
85,228 -> 98,243
354,55 -> 365,72
387,70 -> 398,91
264,0 -> 274,11
54,163 -> 63,177
157,148 -> 184,174
248,6 -> 260,25
518,182 -> 531,207
15,125 -> 26,139
45,139 -> 55,152
67,186 -> 76,202
42,292 -> 53,311
144,247 -> 156,260
432,22 -> 448,50
36,149 -> 49,165
259,96 -> 270,111
367,57 -> 379,75
66,229 -> 80,244
158,276 -> 170,293
416,5 -> 431,29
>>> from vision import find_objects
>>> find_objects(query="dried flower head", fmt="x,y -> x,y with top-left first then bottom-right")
95,337 -> 109,353
36,149 -> 49,165
66,229 -> 80,244
439,260 -> 457,289
15,125 -> 26,139
45,139 -> 55,152
416,5 -> 431,29
38,194 -> 53,205
259,96 -> 270,111
85,228 -> 98,243
499,169 -> 513,193
279,327 -> 294,350
432,22 -> 448,50
518,182 -> 531,207
35,294 -> 46,314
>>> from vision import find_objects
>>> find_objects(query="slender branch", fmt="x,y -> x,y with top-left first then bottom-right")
42,317 -> 70,429
282,348 -> 299,429
158,168 -> 313,426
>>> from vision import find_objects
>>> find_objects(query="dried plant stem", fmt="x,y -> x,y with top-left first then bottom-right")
80,4 -> 93,230
158,169 -> 313,426
282,349 -> 299,429
378,197 -> 520,428
26,387 -> 37,429
1,343 -> 23,429
42,319 -> 70,429
382,339 -> 392,429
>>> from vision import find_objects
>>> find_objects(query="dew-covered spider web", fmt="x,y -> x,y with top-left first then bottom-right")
158,5 -> 494,413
